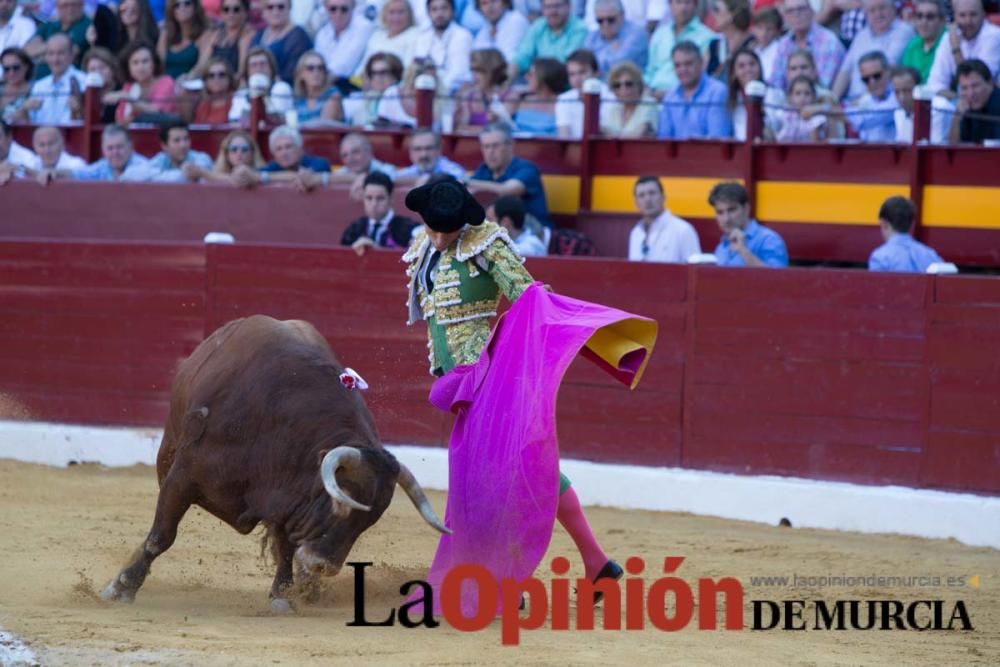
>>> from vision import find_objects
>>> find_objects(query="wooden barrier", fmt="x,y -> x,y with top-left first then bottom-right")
0,240 -> 205,425
0,239 -> 997,495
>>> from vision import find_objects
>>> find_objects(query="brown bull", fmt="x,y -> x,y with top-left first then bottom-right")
101,315 -> 448,611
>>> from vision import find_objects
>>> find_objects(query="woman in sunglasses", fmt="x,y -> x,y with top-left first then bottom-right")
211,0 -> 254,79
250,0 -> 312,84
599,61 -> 658,137
193,56 -> 238,123
0,48 -> 33,123
344,51 -> 414,126
291,51 -> 344,124
182,129 -> 263,182
158,0 -> 214,80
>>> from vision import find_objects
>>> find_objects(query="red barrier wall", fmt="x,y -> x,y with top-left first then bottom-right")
0,240 -> 205,425
0,239 -> 997,495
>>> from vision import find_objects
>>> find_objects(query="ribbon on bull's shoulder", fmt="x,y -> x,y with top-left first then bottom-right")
339,368 -> 369,391
423,282 -> 657,617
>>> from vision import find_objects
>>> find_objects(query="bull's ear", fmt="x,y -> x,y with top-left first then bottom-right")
316,449 -> 330,466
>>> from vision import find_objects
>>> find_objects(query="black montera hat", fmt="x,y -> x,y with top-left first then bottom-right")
404,175 -> 485,234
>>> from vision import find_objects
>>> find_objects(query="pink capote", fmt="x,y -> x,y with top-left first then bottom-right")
424,283 -> 657,616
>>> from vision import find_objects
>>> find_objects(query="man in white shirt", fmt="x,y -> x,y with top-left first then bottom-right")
25,33 -> 86,125
0,118 -> 36,183
0,0 -> 39,73
628,175 -> 701,263
24,125 -> 86,174
472,0 -> 529,63
314,0 -> 373,90
926,0 -> 1000,96
412,0 -> 473,93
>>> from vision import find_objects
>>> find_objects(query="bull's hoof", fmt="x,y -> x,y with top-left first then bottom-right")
270,597 -> 295,615
100,581 -> 135,603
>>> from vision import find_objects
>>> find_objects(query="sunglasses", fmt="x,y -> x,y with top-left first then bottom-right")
595,16 -> 618,24
326,4 -> 350,12
221,4 -> 243,12
2,63 -> 22,72
611,79 -> 636,90
304,63 -> 325,71
266,3 -> 286,9
207,70 -> 229,78
174,0 -> 193,7
914,12 -> 939,19
861,71 -> 884,84
228,144 -> 252,153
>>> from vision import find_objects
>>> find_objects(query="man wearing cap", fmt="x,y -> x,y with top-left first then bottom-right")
402,175 -> 625,609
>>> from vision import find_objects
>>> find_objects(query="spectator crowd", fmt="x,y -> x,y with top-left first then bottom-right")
0,0 -> 986,270
1,0 -> 997,141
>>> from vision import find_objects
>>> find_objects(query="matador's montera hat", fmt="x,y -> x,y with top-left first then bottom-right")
404,175 -> 485,234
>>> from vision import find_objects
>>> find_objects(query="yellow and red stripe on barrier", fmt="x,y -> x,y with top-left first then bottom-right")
563,177 -> 1000,229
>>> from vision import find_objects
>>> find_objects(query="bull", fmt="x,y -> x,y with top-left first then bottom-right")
101,315 -> 448,612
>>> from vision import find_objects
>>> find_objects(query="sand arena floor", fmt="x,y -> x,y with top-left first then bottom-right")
0,459 -> 997,666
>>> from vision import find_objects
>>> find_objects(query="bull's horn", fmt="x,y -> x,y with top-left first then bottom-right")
319,447 -> 372,512
396,463 -> 451,535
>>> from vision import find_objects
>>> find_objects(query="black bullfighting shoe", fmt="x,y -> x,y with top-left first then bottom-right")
591,559 -> 624,605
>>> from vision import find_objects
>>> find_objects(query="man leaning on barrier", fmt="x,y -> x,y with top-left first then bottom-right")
948,58 -> 1000,144
50,124 -> 148,183
229,124 -> 331,190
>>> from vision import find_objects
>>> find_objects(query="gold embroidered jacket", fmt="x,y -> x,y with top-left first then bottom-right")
403,222 -> 534,375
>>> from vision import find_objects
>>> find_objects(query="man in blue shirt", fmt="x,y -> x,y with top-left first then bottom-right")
583,0 -> 648,76
121,122 -> 213,183
657,41 -> 732,140
868,196 -> 943,272
467,122 -> 551,226
709,181 -> 788,267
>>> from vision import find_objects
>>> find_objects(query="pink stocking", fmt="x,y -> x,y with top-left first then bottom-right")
556,486 -> 609,580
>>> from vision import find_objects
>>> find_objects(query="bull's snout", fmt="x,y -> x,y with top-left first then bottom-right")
294,544 -> 342,579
